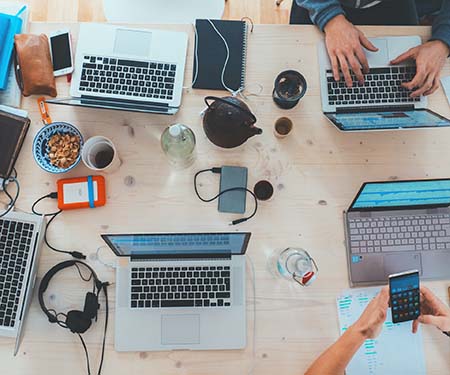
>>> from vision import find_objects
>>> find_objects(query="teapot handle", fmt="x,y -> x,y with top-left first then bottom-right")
204,96 -> 257,124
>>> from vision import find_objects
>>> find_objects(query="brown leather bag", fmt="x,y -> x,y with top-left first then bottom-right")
14,34 -> 57,97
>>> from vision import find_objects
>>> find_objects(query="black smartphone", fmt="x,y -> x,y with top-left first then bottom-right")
389,270 -> 420,323
218,166 -> 248,214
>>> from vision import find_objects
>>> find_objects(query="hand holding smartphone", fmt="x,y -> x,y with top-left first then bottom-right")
48,29 -> 74,77
389,270 -> 420,324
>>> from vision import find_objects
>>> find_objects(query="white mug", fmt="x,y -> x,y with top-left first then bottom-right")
81,136 -> 121,173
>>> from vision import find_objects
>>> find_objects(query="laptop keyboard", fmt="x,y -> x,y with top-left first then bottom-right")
327,66 -> 420,107
79,55 -> 177,101
130,265 -> 231,309
348,215 -> 450,254
0,219 -> 34,328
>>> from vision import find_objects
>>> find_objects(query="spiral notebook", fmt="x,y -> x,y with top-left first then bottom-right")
193,19 -> 248,92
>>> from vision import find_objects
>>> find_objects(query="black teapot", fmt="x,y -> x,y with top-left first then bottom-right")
203,96 -> 262,149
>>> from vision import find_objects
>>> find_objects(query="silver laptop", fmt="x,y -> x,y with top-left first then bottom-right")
344,179 -> 450,286
0,211 -> 45,354
47,23 -> 188,114
102,232 -> 250,352
318,36 -> 450,131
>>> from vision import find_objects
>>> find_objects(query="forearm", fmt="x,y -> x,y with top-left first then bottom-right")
295,0 -> 345,31
305,326 -> 366,375
431,0 -> 450,50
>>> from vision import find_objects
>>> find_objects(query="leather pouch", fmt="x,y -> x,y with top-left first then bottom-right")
14,34 -> 57,97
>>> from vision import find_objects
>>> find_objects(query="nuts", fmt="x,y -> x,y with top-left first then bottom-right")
47,133 -> 80,169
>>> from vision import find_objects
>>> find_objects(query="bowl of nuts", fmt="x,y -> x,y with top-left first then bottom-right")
32,122 -> 83,174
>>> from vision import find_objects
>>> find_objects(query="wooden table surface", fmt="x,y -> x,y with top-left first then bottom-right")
2,22 -> 450,374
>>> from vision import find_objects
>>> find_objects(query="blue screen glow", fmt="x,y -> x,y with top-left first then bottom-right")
352,180 -> 450,209
329,110 -> 450,130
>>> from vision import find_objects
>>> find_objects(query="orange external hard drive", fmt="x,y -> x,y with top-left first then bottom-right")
57,175 -> 106,210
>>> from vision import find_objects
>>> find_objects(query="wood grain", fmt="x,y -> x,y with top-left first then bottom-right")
2,21 -> 450,375
7,0 -> 293,23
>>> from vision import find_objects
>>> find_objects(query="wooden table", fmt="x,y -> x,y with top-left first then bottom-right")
2,22 -> 450,374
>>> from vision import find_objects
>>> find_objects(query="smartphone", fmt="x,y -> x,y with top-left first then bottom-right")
218,166 -> 248,214
48,29 -> 74,77
389,270 -> 420,324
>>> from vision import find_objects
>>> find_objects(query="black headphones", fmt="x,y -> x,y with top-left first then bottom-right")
38,260 -> 109,375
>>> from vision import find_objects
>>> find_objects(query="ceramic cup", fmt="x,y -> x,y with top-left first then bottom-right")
274,117 -> 293,138
81,136 -> 121,173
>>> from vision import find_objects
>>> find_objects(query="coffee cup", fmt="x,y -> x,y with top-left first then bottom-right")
81,136 -> 121,173
274,117 -> 293,138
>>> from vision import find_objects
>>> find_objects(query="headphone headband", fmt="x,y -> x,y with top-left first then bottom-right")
38,260 -> 103,324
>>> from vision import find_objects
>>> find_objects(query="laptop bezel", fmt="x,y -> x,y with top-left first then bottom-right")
101,232 -> 252,259
325,107 -> 450,132
348,178 -> 450,212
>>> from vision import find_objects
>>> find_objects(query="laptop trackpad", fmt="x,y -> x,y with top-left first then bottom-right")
366,38 -> 389,66
383,253 -> 422,278
161,314 -> 200,345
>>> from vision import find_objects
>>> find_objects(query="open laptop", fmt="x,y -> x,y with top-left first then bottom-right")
318,36 -> 450,131
102,232 -> 250,352
0,211 -> 45,354
344,179 -> 450,286
47,23 -> 188,114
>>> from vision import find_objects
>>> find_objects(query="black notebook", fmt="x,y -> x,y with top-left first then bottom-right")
0,108 -> 30,179
193,19 -> 248,92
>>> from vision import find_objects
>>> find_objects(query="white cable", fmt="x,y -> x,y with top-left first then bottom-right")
206,19 -> 242,97
246,255 -> 257,375
95,245 -> 116,270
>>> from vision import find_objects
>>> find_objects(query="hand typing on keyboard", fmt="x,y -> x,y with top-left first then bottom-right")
390,40 -> 450,98
323,14 -> 378,87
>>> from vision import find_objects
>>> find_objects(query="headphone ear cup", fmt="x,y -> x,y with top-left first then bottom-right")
83,292 -> 99,320
66,310 -> 92,334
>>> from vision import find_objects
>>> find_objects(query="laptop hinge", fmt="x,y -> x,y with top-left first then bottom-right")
80,95 -> 169,111
336,104 -> 414,114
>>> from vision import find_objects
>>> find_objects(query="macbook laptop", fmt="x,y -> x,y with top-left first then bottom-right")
318,36 -> 450,131
102,232 -> 250,352
344,179 -> 450,286
47,23 -> 188,114
0,211 -> 45,354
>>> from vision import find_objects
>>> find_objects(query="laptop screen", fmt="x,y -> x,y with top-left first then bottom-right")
101,232 -> 251,257
350,179 -> 450,210
326,109 -> 450,131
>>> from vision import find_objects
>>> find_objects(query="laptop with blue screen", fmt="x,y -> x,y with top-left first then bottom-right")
318,35 -> 450,131
101,232 -> 250,352
344,179 -> 450,286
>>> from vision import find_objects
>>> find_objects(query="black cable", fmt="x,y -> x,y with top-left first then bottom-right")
32,193 -> 86,259
0,169 -> 20,218
77,333 -> 92,375
97,283 -> 109,375
194,168 -> 258,225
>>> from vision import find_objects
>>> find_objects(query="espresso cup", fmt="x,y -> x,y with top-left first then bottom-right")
82,136 -> 121,173
274,117 -> 293,138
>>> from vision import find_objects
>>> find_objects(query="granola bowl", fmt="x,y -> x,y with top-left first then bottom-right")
32,122 -> 84,174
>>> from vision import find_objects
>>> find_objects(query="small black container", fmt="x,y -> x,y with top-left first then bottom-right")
273,70 -> 307,109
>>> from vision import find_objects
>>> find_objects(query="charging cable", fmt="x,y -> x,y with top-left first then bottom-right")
32,192 -> 86,259
0,168 -> 20,218
194,168 -> 258,225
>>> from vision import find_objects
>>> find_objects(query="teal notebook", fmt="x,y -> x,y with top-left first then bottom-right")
0,9 -> 24,90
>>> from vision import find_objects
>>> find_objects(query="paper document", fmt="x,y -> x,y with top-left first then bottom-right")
441,76 -> 450,107
0,2 -> 28,108
337,287 -> 426,375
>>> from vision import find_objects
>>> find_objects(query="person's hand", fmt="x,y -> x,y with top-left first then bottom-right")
324,14 -> 378,87
391,40 -> 450,97
412,286 -> 450,333
352,286 -> 389,339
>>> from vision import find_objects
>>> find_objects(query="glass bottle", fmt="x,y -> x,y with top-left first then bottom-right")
161,124 -> 196,169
